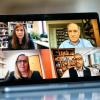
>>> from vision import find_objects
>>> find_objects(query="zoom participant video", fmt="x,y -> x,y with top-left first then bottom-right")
0,21 -> 49,49
48,19 -> 100,48
0,49 -> 55,82
51,48 -> 100,78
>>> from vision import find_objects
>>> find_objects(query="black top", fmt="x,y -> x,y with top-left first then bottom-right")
7,71 -> 42,81
69,67 -> 91,78
8,34 -> 35,50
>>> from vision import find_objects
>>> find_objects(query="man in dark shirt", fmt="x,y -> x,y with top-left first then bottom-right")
62,53 -> 91,78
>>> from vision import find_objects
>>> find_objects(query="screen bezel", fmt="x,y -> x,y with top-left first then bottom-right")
0,12 -> 100,86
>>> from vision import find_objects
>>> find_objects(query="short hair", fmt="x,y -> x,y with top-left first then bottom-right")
67,23 -> 80,31
74,53 -> 83,60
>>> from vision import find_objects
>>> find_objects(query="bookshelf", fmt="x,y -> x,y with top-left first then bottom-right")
0,50 -> 7,80
82,19 -> 100,47
0,22 -> 8,49
56,28 -> 68,47
51,48 -> 75,78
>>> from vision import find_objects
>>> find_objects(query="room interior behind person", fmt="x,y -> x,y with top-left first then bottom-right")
62,53 -> 99,78
7,54 -> 42,81
59,23 -> 93,48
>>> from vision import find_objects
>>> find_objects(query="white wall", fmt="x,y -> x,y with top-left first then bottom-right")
75,48 -> 100,66
3,50 -> 39,72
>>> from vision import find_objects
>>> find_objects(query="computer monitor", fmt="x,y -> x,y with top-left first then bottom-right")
0,13 -> 99,89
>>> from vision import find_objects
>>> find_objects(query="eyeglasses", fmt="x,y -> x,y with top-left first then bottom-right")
16,60 -> 28,63
68,30 -> 79,33
73,57 -> 82,61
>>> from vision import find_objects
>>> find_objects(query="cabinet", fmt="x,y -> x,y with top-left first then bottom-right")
82,19 -> 100,47
0,50 -> 8,80
29,55 -> 42,76
56,28 -> 68,47
51,48 -> 75,78
39,49 -> 53,79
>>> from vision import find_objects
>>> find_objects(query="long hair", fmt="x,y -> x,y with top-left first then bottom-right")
14,54 -> 32,79
11,23 -> 29,49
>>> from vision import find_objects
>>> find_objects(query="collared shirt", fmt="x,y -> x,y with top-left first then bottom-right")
62,69 -> 70,78
59,38 -> 93,48
62,67 -> 85,78
62,67 -> 99,78
74,67 -> 84,77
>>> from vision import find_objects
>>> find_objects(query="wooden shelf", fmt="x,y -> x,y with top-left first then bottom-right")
56,29 -> 68,48
51,48 -> 75,78
0,22 -> 8,49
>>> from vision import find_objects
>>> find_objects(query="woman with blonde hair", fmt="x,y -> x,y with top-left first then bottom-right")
8,23 -> 34,50
8,54 -> 42,81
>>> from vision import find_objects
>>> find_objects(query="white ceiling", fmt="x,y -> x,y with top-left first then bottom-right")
75,48 -> 100,56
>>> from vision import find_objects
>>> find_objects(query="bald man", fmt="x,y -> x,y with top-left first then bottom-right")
62,53 -> 91,78
59,23 -> 93,48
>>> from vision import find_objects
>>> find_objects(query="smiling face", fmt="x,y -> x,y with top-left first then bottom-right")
67,23 -> 80,43
15,26 -> 25,40
16,55 -> 29,73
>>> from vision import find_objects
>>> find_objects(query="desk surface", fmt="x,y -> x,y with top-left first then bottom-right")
33,39 -> 49,48
1,86 -> 100,100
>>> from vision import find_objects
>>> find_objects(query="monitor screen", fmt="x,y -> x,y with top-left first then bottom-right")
0,13 -> 100,84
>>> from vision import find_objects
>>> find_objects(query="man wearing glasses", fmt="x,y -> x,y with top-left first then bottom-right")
62,53 -> 91,78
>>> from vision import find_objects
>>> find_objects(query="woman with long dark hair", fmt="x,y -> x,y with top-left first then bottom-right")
8,23 -> 34,49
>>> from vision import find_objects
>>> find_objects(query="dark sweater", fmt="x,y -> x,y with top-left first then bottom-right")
8,34 -> 35,50
7,71 -> 42,81
69,67 -> 91,78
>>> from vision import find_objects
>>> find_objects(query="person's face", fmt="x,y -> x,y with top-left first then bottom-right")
15,26 -> 25,40
16,55 -> 29,73
67,23 -> 80,43
74,54 -> 83,69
